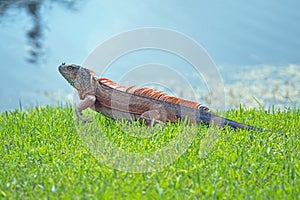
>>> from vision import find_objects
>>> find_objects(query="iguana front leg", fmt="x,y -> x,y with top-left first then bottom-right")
76,94 -> 96,122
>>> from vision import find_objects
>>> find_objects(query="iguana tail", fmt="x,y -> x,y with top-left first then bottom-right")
197,109 -> 265,132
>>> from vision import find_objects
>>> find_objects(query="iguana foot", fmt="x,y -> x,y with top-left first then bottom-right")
76,107 -> 92,123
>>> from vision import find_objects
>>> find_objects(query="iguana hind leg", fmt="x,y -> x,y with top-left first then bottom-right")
139,104 -> 167,126
76,94 -> 96,122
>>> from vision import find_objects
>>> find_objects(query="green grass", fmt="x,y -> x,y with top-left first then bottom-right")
0,105 -> 299,199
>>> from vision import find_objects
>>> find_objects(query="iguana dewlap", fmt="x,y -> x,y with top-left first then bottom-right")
59,63 -> 263,131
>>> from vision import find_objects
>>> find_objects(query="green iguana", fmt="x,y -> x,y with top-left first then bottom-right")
59,63 -> 264,131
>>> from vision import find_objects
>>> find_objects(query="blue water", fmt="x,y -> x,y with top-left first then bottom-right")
0,0 -> 299,111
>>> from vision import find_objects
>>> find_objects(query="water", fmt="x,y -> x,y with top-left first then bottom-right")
0,0 -> 299,112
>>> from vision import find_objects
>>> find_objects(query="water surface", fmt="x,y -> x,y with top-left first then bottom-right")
0,0 -> 299,111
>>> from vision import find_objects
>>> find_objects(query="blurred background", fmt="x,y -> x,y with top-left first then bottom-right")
0,0 -> 299,112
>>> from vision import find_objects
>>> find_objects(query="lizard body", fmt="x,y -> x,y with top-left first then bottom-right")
59,63 -> 263,131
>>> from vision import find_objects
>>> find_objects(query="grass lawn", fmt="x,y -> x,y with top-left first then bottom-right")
0,105 -> 299,199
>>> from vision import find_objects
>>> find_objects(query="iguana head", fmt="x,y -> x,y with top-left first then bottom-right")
58,63 -> 95,98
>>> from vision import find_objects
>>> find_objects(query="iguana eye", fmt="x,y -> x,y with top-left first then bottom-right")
67,66 -> 73,71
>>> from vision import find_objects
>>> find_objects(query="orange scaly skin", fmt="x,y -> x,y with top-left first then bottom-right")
59,63 -> 264,131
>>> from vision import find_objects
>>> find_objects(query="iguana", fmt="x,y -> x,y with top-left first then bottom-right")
59,63 -> 264,131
